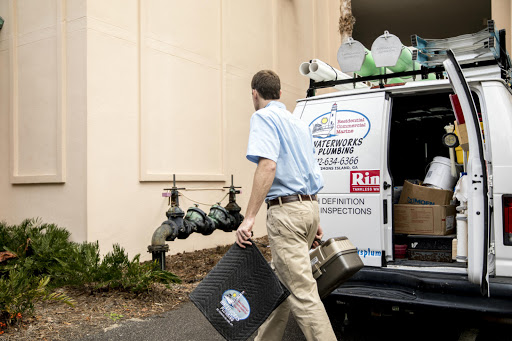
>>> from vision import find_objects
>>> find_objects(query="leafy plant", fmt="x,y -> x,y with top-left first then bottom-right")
0,218 -> 181,327
0,219 -> 72,281
105,312 -> 124,322
93,244 -> 181,293
0,219 -> 181,329
51,241 -> 102,287
0,266 -> 75,325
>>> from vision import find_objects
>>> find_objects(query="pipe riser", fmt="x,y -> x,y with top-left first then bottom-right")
152,250 -> 167,271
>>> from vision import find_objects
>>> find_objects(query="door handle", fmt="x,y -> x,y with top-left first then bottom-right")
383,199 -> 388,224
383,181 -> 391,190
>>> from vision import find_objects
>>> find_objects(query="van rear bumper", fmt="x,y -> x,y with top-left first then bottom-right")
327,267 -> 512,316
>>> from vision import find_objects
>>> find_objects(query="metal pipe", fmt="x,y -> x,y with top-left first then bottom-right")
151,220 -> 179,246
148,175 -> 244,271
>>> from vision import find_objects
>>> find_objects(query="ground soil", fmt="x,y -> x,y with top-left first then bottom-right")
1,236 -> 272,341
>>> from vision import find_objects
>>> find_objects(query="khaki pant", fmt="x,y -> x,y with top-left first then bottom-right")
254,200 -> 337,341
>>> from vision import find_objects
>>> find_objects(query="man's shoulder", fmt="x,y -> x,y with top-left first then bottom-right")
252,106 -> 280,121
261,101 -> 289,114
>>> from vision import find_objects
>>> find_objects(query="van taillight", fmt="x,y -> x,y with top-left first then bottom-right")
504,196 -> 512,245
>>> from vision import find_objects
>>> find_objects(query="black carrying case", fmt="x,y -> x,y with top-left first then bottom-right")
190,241 -> 289,341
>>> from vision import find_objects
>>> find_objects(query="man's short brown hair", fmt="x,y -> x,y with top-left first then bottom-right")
251,70 -> 281,100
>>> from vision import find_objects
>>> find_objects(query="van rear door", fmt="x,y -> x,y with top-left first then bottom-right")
443,50 -> 490,295
294,92 -> 393,267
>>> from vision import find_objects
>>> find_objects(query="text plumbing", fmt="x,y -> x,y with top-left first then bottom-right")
314,138 -> 364,156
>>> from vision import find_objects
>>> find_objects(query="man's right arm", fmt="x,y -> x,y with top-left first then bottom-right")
235,157 -> 276,248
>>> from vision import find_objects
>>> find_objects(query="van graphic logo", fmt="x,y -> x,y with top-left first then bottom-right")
309,103 -> 371,139
350,170 -> 380,193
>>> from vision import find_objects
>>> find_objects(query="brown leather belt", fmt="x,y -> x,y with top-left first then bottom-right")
267,194 -> 317,208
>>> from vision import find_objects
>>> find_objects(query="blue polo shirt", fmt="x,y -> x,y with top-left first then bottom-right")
246,101 -> 324,201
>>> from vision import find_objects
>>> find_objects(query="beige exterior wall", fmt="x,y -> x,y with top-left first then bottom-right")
0,0 -> 88,240
2,1 -> 510,261
0,0 -> 340,260
492,0 -> 512,50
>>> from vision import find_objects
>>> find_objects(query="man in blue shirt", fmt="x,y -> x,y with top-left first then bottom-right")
236,70 -> 336,341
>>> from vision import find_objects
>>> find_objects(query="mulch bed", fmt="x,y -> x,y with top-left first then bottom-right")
1,236 -> 271,341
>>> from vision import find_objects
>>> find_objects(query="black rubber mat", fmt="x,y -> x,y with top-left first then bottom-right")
190,241 -> 289,341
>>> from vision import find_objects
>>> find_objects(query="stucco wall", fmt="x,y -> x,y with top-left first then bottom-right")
492,0 -> 512,50
0,0 -> 341,260
85,0 -> 340,259
0,0 -> 88,241
5,1 -> 507,261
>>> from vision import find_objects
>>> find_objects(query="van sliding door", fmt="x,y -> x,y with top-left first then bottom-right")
443,50 -> 490,295
295,92 -> 393,267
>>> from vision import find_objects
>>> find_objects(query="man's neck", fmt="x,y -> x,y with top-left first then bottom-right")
256,99 -> 273,111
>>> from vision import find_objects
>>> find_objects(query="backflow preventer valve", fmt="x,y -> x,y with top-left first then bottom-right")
148,175 -> 244,270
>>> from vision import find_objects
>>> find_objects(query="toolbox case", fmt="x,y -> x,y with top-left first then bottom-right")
310,237 -> 364,299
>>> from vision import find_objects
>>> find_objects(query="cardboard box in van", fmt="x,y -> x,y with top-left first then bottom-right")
394,204 -> 456,236
454,121 -> 469,151
398,181 -> 453,206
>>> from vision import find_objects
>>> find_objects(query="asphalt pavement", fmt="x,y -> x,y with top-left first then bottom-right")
75,299 -> 511,341
74,301 -> 308,341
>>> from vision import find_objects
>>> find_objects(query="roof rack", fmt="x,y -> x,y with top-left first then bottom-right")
305,20 -> 512,97
412,20 -> 511,78
412,20 -> 499,66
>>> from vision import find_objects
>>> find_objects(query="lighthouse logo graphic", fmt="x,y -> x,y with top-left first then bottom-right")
312,103 -> 337,138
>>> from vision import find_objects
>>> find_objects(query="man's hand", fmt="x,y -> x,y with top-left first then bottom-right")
311,224 -> 324,249
236,217 -> 255,248
235,157 -> 276,248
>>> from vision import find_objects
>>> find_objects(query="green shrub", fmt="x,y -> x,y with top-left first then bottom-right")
93,244 -> 181,292
0,267 -> 46,322
0,219 -> 181,325
0,266 -> 74,325
0,219 -> 181,290
0,220 -> 72,279
0,219 -> 32,256
59,242 -> 181,292
53,241 -> 102,287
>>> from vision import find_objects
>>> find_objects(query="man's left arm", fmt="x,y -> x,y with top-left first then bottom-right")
235,157 -> 276,248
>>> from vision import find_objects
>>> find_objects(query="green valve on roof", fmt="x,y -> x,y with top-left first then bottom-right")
356,48 -> 379,77
337,33 -> 436,83
0,16 -> 4,30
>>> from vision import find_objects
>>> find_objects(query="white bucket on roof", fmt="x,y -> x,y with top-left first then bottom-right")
424,156 -> 459,190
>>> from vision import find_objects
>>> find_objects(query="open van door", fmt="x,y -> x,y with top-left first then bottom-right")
443,50 -> 490,295
295,92 -> 393,267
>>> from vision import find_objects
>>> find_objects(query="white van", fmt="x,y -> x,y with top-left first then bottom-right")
295,25 -> 512,315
